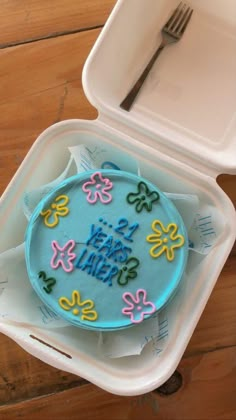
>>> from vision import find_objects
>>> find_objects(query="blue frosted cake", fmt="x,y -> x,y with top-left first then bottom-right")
25,170 -> 188,331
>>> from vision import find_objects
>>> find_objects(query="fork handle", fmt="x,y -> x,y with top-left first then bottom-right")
120,41 -> 165,111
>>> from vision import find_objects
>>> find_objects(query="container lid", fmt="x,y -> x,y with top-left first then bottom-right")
82,0 -> 236,174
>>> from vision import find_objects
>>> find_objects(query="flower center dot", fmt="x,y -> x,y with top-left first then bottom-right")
73,308 -> 79,315
141,195 -> 146,200
163,238 -> 168,243
51,203 -> 57,209
60,252 -> 65,258
137,306 -> 142,311
96,184 -> 101,189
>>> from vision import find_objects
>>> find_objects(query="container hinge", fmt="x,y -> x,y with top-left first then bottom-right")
96,114 -> 219,179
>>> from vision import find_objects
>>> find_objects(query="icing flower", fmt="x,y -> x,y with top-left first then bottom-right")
59,290 -> 98,321
126,182 -> 159,213
146,220 -> 185,261
38,270 -> 56,294
40,195 -> 69,228
82,172 -> 113,204
122,289 -> 156,324
51,240 -> 76,272
117,257 -> 140,286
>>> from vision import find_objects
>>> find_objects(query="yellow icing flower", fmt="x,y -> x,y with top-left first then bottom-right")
146,220 -> 185,261
40,195 -> 69,228
59,290 -> 98,321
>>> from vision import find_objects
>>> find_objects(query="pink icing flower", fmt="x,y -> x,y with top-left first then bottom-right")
51,240 -> 76,272
122,289 -> 156,324
82,172 -> 113,204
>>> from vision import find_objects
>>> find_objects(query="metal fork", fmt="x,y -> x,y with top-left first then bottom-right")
120,2 -> 193,111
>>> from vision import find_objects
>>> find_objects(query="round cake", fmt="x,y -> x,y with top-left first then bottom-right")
25,170 -> 188,331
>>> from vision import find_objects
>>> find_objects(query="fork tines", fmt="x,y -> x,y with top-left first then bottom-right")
165,2 -> 193,38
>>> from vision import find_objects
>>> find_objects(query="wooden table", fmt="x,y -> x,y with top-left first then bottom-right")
0,1 -> 235,418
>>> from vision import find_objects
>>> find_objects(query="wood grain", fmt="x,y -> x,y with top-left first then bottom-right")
0,335 -> 83,405
217,174 -> 236,206
0,29 -> 99,196
0,0 -> 115,48
0,2 -> 235,417
0,346 -> 235,419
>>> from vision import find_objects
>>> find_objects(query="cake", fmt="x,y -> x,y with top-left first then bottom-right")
25,170 -> 188,331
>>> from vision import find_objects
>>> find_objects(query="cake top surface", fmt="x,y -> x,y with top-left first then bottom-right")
25,170 -> 188,331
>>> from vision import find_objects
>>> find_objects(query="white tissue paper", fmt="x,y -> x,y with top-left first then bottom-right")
0,244 -> 69,328
0,144 -> 225,358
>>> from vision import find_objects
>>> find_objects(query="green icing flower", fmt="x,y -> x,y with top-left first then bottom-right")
127,182 -> 159,213
117,257 -> 140,286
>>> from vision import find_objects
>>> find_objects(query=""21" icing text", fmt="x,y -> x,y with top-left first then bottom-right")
114,218 -> 139,242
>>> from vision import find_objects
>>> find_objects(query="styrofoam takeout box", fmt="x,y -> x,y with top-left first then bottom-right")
0,0 -> 236,396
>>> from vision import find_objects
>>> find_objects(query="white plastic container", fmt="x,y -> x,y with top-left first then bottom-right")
0,0 -> 236,396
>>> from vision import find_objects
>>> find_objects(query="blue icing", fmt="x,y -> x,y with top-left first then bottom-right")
25,170 -> 188,331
